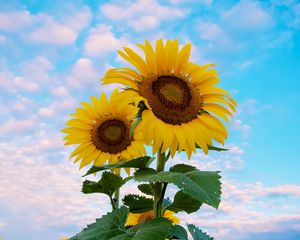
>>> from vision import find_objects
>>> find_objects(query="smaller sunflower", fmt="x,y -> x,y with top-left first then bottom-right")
62,90 -> 146,171
126,210 -> 179,226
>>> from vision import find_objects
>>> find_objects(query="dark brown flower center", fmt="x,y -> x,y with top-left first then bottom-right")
152,75 -> 191,110
92,119 -> 132,154
139,75 -> 202,125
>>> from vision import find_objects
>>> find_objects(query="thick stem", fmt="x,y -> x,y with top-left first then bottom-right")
110,196 -> 116,210
109,189 -> 120,211
114,189 -> 120,208
153,149 -> 169,218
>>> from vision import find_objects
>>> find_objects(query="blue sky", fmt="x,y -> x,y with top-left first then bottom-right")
0,0 -> 300,239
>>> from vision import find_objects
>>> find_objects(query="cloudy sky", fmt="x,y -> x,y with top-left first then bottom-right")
0,0 -> 300,239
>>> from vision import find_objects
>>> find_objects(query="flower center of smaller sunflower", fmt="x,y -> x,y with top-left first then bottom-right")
92,119 -> 132,154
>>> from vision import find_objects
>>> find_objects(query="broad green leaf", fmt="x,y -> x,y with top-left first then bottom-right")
138,184 -> 154,196
196,144 -> 228,152
134,165 -> 221,209
187,224 -> 213,240
70,207 -> 172,240
82,171 -> 124,197
70,206 -> 129,240
83,156 -> 154,176
127,218 -> 172,240
169,225 -> 188,240
167,190 -> 202,214
169,164 -> 196,173
123,194 -> 153,213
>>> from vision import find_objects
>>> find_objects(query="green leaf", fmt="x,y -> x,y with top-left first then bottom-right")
195,144 -> 228,152
83,156 -> 154,177
134,165 -> 221,209
167,190 -> 202,214
128,218 -> 172,240
137,184 -> 154,196
82,171 -> 125,197
123,194 -> 153,213
187,224 -> 214,240
169,225 -> 188,240
70,206 -> 129,240
169,164 -> 196,173
70,206 -> 172,240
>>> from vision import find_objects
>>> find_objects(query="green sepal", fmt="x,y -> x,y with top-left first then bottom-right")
137,184 -> 154,196
130,116 -> 142,137
83,156 -> 154,177
82,171 -> 126,197
122,194 -> 153,213
187,224 -> 214,240
168,225 -> 188,240
167,190 -> 202,214
134,164 -> 221,209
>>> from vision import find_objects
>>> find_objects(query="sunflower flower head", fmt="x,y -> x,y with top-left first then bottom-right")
62,89 -> 146,172
126,210 -> 179,226
102,39 -> 236,159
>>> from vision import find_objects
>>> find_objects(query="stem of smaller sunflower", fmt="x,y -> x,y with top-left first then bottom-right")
153,149 -> 169,218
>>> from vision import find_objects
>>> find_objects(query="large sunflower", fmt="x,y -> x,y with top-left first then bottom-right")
62,90 -> 146,170
126,210 -> 179,226
102,39 -> 236,158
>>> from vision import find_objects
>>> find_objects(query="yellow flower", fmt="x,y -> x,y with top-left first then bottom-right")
102,39 -> 236,158
62,89 -> 146,171
126,210 -> 179,226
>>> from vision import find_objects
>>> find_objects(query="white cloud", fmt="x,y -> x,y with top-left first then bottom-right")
14,76 -> 40,92
100,0 -> 188,31
169,0 -> 212,5
223,1 -> 272,30
20,56 -> 53,83
198,21 -> 228,41
84,24 -> 128,57
128,15 -> 159,32
25,7 -> 91,45
232,119 -> 251,136
0,10 -> 34,32
0,34 -> 6,43
10,96 -> 32,112
28,19 -> 77,45
51,86 -> 69,97
0,137 -> 109,236
66,58 -> 102,90
238,60 -> 254,70
38,108 -> 55,117
0,117 -> 36,134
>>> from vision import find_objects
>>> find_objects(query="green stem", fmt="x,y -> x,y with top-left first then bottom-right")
114,189 -> 120,208
153,149 -> 169,218
110,195 -> 116,210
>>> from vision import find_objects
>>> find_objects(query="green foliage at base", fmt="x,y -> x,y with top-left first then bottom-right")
70,207 -> 173,240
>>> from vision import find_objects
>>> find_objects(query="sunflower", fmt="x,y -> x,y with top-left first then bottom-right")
102,39 -> 236,158
62,89 -> 146,170
126,210 -> 179,226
